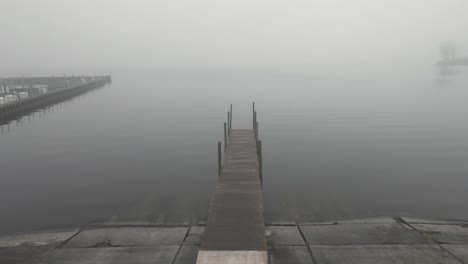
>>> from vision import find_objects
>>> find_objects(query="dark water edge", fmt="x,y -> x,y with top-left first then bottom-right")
1,70 -> 468,235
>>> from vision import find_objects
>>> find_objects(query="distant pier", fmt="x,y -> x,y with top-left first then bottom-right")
0,75 -> 111,124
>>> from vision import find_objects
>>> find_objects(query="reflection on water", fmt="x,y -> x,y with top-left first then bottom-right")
1,69 -> 468,235
1,97 -> 86,134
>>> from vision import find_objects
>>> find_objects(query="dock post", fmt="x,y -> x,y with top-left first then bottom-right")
254,111 -> 257,131
254,122 -> 257,141
258,140 -> 263,185
256,121 -> 259,141
218,141 -> 222,176
252,102 -> 255,129
228,111 -> 231,133
230,104 -> 232,131
224,122 -> 227,149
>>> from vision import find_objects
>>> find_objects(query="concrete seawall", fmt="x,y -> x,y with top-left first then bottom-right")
1,217 -> 467,264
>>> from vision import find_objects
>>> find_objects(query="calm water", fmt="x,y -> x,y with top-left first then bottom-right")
1,69 -> 468,235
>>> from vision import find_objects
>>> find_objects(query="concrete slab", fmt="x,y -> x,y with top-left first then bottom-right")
184,226 -> 205,245
62,227 -> 188,248
0,229 -> 78,264
301,217 -> 397,226
89,221 -> 190,226
174,246 -> 199,264
269,246 -> 314,264
310,245 -> 461,264
409,224 -> 468,244
266,222 -> 296,226
0,230 -> 78,247
41,246 -> 179,264
300,223 -> 429,245
196,250 -> 268,264
401,217 -> 468,225
0,245 -> 51,264
442,245 -> 468,263
266,226 -> 305,246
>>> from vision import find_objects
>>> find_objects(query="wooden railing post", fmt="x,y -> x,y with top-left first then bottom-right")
255,122 -> 258,141
224,122 -> 227,149
254,110 -> 257,131
258,140 -> 263,186
227,111 -> 231,135
252,102 -> 255,129
218,141 -> 222,176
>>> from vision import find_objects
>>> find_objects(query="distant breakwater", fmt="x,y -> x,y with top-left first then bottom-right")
0,76 -> 111,124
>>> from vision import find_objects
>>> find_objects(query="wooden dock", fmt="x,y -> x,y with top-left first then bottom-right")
197,104 -> 268,264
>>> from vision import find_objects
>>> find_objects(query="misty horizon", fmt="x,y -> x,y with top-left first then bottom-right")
2,0 -> 468,77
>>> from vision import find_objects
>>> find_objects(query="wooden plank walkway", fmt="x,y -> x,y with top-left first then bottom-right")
196,104 -> 267,263
202,129 -> 266,251
197,127 -> 267,263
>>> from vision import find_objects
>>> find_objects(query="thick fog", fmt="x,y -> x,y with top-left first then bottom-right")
2,0 -> 468,77
3,0 -> 468,237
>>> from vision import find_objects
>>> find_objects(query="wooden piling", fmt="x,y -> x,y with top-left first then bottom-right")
256,121 -> 259,141
252,102 -> 255,129
224,122 -> 227,149
229,112 -> 232,133
254,111 -> 257,131
218,141 -> 222,176
258,140 -> 263,186
227,112 -> 231,135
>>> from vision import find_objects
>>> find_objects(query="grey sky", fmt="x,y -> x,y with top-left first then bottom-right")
1,0 -> 468,75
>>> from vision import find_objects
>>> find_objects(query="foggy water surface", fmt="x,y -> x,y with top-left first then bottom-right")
1,70 -> 468,235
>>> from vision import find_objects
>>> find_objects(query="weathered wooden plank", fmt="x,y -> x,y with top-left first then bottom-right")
200,129 -> 266,252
